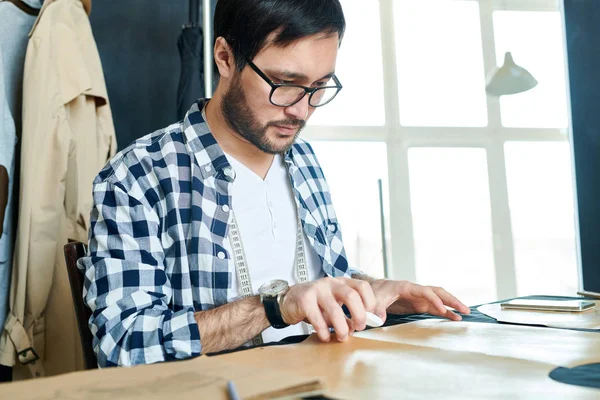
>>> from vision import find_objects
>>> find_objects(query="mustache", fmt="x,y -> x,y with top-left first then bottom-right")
267,119 -> 306,130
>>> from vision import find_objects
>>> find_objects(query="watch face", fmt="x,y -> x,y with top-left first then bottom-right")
259,280 -> 289,297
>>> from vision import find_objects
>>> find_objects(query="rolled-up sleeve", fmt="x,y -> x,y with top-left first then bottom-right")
78,180 -> 201,367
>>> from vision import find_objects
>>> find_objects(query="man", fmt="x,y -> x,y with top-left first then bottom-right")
80,0 -> 470,368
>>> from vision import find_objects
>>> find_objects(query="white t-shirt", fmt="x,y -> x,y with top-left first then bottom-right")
224,153 -> 324,344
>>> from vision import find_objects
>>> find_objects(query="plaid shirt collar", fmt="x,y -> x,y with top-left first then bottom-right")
183,100 -> 235,182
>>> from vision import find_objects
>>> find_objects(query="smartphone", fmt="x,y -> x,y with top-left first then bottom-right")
500,299 -> 596,312
577,290 -> 600,299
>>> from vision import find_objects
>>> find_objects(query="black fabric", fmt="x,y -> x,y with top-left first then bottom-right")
550,363 -> 600,389
90,1 -> 186,149
177,26 -> 205,120
0,364 -> 11,383
206,334 -> 308,357
89,0 -> 218,150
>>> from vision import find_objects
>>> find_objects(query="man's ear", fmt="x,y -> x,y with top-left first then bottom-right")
214,37 -> 237,79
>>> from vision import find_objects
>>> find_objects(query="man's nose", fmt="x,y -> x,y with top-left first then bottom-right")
284,94 -> 311,121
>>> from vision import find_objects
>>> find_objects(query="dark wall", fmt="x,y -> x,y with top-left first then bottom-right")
564,0 -> 600,293
90,1 -> 214,150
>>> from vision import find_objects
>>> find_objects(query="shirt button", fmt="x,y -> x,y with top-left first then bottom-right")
222,205 -> 230,213
224,167 -> 236,178
204,165 -> 212,172
217,252 -> 226,260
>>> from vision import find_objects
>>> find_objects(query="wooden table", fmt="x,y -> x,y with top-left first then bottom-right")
1,319 -> 599,399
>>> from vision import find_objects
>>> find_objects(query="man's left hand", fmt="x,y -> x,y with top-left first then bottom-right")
369,280 -> 471,323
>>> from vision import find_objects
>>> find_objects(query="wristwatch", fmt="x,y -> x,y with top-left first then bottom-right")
258,279 -> 290,329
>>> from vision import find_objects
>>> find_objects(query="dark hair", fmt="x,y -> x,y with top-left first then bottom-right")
214,0 -> 346,71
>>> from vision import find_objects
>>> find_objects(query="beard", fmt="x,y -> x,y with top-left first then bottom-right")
221,76 -> 306,155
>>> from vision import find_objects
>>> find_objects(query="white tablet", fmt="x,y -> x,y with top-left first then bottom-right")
500,299 -> 595,312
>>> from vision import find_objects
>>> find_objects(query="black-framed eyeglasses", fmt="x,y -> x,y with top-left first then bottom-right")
245,58 -> 343,108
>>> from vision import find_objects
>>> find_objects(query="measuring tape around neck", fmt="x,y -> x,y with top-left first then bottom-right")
205,103 -> 312,341
228,210 -> 309,346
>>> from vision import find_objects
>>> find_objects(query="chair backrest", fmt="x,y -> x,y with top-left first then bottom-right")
63,242 -> 97,370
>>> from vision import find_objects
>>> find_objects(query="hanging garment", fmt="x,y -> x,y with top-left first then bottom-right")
0,47 -> 17,352
177,25 -> 205,120
0,0 -> 116,379
0,0 -> 42,344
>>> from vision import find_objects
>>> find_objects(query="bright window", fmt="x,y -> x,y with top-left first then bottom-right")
311,142 -> 389,278
394,0 -> 488,127
408,148 -> 497,305
504,142 -> 578,296
309,0 -> 385,126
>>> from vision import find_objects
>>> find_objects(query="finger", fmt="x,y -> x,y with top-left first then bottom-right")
320,294 -> 350,342
432,287 -> 471,315
444,309 -> 463,321
346,316 -> 356,336
340,278 -> 377,312
418,287 -> 447,316
305,306 -> 331,342
332,284 -> 367,331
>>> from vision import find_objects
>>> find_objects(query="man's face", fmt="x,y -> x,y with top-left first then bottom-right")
222,33 -> 340,154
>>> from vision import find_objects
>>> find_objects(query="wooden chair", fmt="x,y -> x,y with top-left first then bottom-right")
63,242 -> 97,370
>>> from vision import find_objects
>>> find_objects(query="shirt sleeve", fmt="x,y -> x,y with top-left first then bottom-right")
78,180 -> 201,367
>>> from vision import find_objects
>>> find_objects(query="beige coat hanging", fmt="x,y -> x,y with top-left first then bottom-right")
0,0 -> 116,379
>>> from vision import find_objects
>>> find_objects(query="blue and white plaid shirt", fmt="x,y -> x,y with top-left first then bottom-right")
79,100 -> 357,367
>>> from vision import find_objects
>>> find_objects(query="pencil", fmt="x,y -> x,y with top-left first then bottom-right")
227,380 -> 241,400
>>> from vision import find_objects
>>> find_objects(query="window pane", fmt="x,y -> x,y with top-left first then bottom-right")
493,11 -> 569,128
408,148 -> 496,306
309,0 -> 385,126
395,0 -> 488,127
311,142 -> 388,278
504,142 -> 578,297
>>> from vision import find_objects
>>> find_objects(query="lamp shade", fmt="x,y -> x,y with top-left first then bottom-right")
485,52 -> 538,97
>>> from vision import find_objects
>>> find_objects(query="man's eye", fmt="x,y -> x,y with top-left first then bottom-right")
314,81 -> 327,88
275,79 -> 294,85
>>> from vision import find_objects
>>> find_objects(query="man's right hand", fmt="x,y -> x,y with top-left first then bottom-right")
279,277 -> 376,343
